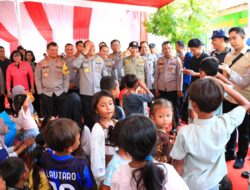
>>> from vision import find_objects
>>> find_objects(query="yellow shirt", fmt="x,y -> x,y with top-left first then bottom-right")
28,169 -> 51,190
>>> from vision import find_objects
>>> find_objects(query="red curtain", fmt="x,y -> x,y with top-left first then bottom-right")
0,23 -> 18,52
140,12 -> 148,42
90,0 -> 173,8
73,7 -> 92,41
24,2 -> 53,42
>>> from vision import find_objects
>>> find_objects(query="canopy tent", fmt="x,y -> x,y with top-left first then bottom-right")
0,0 -> 173,60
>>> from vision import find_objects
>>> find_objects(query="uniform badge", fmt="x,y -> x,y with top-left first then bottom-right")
84,68 -> 90,73
62,62 -> 69,75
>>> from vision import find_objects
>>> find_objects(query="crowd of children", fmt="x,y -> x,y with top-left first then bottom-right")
0,56 -> 249,190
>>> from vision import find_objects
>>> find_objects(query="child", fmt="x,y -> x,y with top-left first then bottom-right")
100,76 -> 125,120
0,157 -> 30,190
103,120 -> 131,190
41,118 -> 97,190
170,78 -> 250,190
185,57 -> 229,119
122,74 -> 154,116
90,90 -> 116,186
111,115 -> 188,190
28,133 -> 51,190
0,117 -> 35,161
150,99 -> 173,163
11,94 -> 39,151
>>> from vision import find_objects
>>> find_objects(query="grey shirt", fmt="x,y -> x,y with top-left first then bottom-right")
109,52 -> 124,82
35,58 -> 69,97
123,93 -> 153,116
104,58 -> 117,79
142,54 -> 157,89
73,54 -> 107,96
154,56 -> 183,92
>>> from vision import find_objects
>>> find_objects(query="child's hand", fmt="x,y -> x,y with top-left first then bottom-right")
15,140 -> 23,148
138,81 -> 146,89
24,138 -> 35,147
219,63 -> 231,75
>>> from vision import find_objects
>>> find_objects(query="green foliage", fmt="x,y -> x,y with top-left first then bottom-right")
144,0 -> 220,44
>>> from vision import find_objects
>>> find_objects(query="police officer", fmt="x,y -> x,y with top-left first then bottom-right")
109,39 -> 128,83
123,41 -> 147,83
64,43 -> 79,93
140,41 -> 157,91
211,30 -> 230,64
99,45 -> 116,78
75,40 -> 84,58
73,40 -> 107,129
35,42 -> 69,118
154,41 -> 183,127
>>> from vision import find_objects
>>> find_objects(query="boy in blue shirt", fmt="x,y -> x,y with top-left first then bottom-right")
41,118 -> 97,190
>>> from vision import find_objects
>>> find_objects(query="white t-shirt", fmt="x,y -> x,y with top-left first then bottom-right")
170,106 -> 246,190
12,106 -> 38,131
90,122 -> 117,185
91,123 -> 106,185
81,125 -> 91,156
111,162 -> 189,190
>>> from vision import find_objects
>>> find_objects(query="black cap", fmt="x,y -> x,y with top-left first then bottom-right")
128,41 -> 139,48
149,43 -> 156,48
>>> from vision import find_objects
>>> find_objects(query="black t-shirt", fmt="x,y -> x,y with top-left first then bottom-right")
0,58 -> 11,81
211,48 -> 230,64
190,52 -> 209,83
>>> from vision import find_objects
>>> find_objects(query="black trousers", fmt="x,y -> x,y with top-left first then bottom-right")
0,94 -> 4,112
179,83 -> 189,124
80,95 -> 94,129
40,93 -> 67,118
159,90 -> 179,127
223,99 -> 249,158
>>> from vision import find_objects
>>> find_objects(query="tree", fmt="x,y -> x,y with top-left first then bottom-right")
144,0 -> 220,44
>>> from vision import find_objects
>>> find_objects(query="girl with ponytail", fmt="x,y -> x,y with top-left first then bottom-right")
111,115 -> 188,190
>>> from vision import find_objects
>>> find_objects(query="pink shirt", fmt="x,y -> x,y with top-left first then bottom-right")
6,61 -> 34,91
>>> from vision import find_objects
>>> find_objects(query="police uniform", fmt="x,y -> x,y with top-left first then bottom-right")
63,56 -> 79,92
154,56 -> 183,125
123,55 -> 147,83
35,58 -> 69,118
104,58 -> 117,78
223,46 -> 250,163
73,54 -> 107,128
109,52 -> 124,82
142,54 -> 157,90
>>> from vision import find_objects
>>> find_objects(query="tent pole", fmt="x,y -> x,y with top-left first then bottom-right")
15,0 -> 22,45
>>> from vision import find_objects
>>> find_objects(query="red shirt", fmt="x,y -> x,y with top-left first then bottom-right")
6,61 -> 34,91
